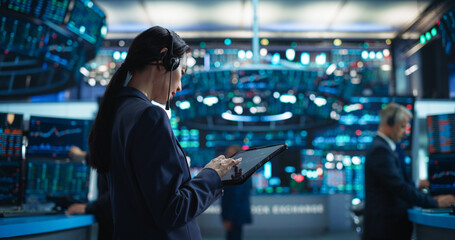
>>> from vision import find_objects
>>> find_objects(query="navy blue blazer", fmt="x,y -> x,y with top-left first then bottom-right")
363,136 -> 437,240
221,178 -> 252,225
108,87 -> 223,239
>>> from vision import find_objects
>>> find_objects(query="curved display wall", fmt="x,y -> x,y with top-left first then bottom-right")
0,0 -> 106,98
173,67 -> 348,132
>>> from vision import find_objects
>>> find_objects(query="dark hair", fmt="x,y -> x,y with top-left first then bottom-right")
88,26 -> 189,173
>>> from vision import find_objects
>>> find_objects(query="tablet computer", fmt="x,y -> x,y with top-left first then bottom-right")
221,144 -> 288,186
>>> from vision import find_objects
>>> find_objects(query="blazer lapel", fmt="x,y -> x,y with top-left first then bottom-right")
376,136 -> 409,181
174,137 -> 192,177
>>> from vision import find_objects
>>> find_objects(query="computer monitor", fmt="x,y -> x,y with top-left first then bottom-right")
0,161 -> 22,207
0,112 -> 24,208
312,96 -> 414,151
427,113 -> 455,154
26,160 -> 90,201
0,112 -> 24,161
66,0 -> 106,44
321,151 -> 365,198
428,153 -> 455,195
298,149 -> 324,193
27,116 -> 92,159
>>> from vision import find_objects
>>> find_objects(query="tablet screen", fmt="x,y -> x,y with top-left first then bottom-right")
221,144 -> 287,184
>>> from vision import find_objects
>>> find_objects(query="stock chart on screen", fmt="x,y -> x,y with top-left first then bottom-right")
427,113 -> 455,154
27,116 -> 92,159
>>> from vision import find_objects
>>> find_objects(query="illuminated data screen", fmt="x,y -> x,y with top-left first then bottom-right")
428,153 -> 455,195
320,151 -> 366,199
27,116 -> 92,159
66,0 -> 105,44
0,112 -> 23,161
427,113 -> 455,154
4,0 -> 34,15
41,0 -> 70,25
0,161 -> 21,206
0,0 -> 71,23
312,96 -> 414,151
26,160 -> 90,200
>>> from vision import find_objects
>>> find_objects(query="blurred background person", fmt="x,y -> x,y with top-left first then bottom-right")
363,103 -> 455,240
66,146 -> 113,240
221,145 -> 253,240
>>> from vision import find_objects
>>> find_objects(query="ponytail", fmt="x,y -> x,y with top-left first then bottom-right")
88,25 -> 189,173
88,65 -> 129,173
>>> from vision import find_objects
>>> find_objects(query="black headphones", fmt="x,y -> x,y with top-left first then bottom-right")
162,29 -> 180,71
387,106 -> 399,126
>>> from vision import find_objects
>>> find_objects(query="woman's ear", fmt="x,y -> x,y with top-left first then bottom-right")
160,48 -> 168,59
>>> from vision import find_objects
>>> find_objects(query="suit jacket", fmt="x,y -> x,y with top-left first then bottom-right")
85,173 -> 113,240
363,136 -> 437,240
221,178 -> 252,225
108,87 -> 223,239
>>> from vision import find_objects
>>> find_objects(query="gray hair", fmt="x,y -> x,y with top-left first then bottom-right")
379,102 -> 413,127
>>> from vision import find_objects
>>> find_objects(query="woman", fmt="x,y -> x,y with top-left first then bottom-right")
89,26 -> 240,239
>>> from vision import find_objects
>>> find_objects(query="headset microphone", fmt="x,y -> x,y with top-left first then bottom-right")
165,72 -> 172,110
164,29 -> 179,110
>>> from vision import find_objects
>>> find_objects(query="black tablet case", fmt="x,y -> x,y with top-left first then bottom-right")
221,144 -> 288,186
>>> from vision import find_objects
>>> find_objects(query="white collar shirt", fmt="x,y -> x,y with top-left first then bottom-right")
377,131 -> 396,151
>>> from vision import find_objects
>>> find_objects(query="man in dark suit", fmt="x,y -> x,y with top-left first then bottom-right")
363,103 -> 455,240
221,145 -> 252,240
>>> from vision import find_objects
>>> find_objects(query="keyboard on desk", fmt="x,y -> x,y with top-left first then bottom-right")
0,209 -> 60,218
421,207 -> 452,213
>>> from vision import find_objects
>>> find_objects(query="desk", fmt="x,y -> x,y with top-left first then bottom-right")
408,208 -> 455,240
198,194 -> 353,238
0,214 -> 96,239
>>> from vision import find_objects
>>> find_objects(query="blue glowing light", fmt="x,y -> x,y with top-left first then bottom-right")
203,96 -> 219,106
246,50 -> 253,59
113,51 -> 121,60
238,50 -> 246,59
285,48 -> 296,61
343,103 -> 363,113
264,162 -> 272,179
271,53 -> 281,65
405,156 -> 411,165
101,26 -> 108,37
269,177 -> 281,186
301,169 -> 319,179
279,94 -> 297,104
315,53 -> 326,65
300,52 -> 310,65
285,166 -> 296,173
313,97 -> 327,107
224,38 -> 232,46
339,114 -> 358,125
221,111 -> 293,122
352,198 -> 361,206
179,101 -> 191,110
369,51 -> 375,59
261,112 -> 293,121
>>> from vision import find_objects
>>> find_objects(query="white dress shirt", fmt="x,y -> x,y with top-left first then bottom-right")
377,131 -> 396,151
